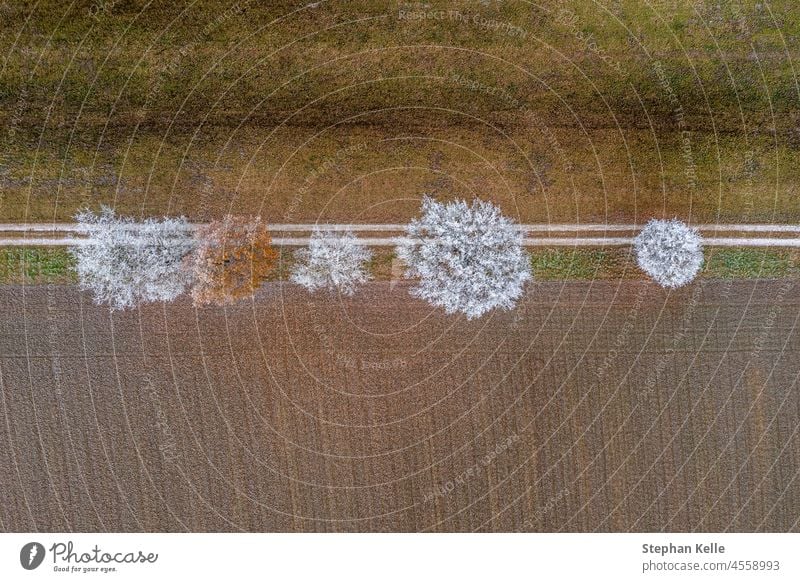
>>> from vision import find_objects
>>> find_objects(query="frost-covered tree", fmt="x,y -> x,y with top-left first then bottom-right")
291,229 -> 372,295
72,207 -> 195,310
633,218 -> 703,288
396,196 -> 531,319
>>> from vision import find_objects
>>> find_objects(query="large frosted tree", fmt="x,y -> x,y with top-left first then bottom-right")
291,229 -> 372,295
396,196 -> 531,319
72,207 -> 195,310
633,218 -> 703,288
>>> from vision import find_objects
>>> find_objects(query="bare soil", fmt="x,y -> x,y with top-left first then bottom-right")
1,280 -> 798,532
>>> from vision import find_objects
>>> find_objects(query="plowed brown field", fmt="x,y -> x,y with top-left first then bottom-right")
1,280 -> 799,531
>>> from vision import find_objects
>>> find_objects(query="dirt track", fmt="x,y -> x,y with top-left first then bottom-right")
1,280 -> 799,532
2,222 -> 799,248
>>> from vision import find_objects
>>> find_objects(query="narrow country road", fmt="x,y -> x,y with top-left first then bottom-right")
0,223 -> 797,247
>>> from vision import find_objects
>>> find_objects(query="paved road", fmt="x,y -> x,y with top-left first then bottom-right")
1,281 -> 798,532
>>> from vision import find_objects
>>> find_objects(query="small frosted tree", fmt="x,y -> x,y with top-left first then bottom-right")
189,215 -> 278,306
634,218 -> 703,288
71,207 -> 195,310
291,229 -> 372,295
396,196 -> 531,319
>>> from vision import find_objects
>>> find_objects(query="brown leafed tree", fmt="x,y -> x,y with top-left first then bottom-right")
189,215 -> 278,306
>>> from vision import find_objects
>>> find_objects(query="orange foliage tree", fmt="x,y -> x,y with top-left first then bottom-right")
189,215 -> 278,306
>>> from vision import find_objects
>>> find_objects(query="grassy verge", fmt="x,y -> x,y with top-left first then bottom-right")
531,249 -> 634,280
703,248 -> 800,278
3,246 -> 798,286
0,248 -> 77,284
531,247 -> 800,280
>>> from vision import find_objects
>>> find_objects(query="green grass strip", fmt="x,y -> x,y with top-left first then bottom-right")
0,248 -> 77,284
1,246 -> 799,287
703,248 -> 800,278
